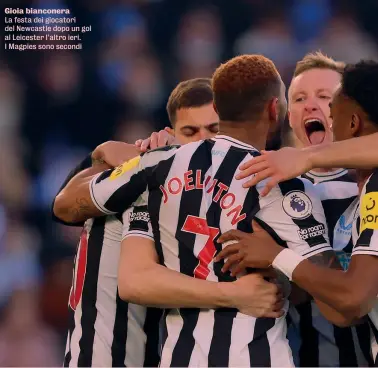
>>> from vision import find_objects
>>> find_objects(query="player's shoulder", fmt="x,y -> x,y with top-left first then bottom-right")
140,144 -> 181,166
256,176 -> 315,196
140,144 -> 181,157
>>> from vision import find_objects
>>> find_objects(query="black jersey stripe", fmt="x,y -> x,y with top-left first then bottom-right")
77,217 -> 106,367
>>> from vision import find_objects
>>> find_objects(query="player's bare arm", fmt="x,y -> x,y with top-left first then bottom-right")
216,224 -> 378,326
236,133 -> 378,195
54,141 -> 139,223
119,236 -> 285,318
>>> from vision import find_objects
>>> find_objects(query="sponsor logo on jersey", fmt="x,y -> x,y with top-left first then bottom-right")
334,215 -> 353,250
282,190 -> 313,219
211,149 -> 226,158
110,156 -> 140,180
297,223 -> 325,240
360,192 -> 378,232
129,210 -> 150,223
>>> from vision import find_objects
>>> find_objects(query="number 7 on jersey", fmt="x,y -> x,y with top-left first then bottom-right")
182,215 -> 219,280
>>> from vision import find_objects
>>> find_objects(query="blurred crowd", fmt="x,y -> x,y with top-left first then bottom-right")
2,0 -> 378,364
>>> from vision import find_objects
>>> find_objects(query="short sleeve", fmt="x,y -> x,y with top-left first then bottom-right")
353,170 -> 378,257
89,156 -> 147,215
255,177 -> 332,259
122,205 -> 153,241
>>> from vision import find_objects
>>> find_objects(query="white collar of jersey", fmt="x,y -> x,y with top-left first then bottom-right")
306,168 -> 347,180
212,135 -> 259,151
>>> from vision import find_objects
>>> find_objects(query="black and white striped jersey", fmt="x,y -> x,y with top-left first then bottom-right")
351,169 -> 378,365
304,168 -> 358,260
288,169 -> 370,367
89,135 -> 332,367
64,212 -> 161,367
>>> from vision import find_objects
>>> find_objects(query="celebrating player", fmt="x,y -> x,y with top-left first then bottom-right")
65,55 -> 341,367
273,52 -> 368,367
216,60 -> 378,365
54,78 -> 233,367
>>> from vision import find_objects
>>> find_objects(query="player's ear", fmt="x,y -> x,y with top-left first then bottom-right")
268,97 -> 278,122
164,127 -> 175,136
350,113 -> 362,136
287,111 -> 292,127
213,102 -> 218,115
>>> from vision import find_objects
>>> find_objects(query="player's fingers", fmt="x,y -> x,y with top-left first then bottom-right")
272,298 -> 285,312
140,138 -> 151,152
214,243 -> 241,262
135,139 -> 143,147
260,177 -> 280,197
217,229 -> 246,244
157,131 -> 169,147
221,252 -> 244,273
242,169 -> 273,188
149,132 -> 159,149
236,162 -> 270,180
230,260 -> 247,276
239,155 -> 266,170
164,127 -> 175,136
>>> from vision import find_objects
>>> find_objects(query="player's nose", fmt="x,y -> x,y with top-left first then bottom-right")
303,98 -> 319,113
199,129 -> 211,140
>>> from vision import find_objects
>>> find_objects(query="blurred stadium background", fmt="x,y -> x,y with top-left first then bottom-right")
2,0 -> 378,364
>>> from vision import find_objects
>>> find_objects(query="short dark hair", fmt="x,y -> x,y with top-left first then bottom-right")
212,55 -> 281,121
166,78 -> 213,126
341,60 -> 378,125
294,51 -> 345,77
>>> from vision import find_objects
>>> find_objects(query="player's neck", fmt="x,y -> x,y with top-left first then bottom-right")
218,120 -> 268,151
356,169 -> 373,194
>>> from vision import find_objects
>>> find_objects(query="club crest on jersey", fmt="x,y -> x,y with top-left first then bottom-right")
282,191 -> 312,219
360,191 -> 378,232
110,156 -> 140,180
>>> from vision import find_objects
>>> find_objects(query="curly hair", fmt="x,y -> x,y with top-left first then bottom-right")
341,60 -> 378,126
212,55 -> 281,121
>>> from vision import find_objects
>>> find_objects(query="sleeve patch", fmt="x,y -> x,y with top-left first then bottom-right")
110,156 -> 140,180
360,192 -> 378,232
282,190 -> 313,219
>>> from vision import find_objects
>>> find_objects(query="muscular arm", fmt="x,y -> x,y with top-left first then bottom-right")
52,152 -> 110,225
53,142 -> 141,224
53,166 -> 110,223
308,133 -> 378,169
118,236 -> 234,308
305,251 -> 364,327
291,253 -> 378,325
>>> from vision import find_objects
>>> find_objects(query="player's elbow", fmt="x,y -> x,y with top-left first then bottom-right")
53,191 -> 74,223
118,269 -> 146,304
339,288 -> 371,321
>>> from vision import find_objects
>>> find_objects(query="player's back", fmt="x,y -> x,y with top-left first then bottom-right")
145,135 -> 331,367
64,214 -> 161,367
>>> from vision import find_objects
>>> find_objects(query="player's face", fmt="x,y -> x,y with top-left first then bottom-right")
329,87 -> 356,142
288,68 -> 341,148
174,103 -> 219,144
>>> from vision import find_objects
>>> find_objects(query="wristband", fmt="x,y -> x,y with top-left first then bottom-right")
272,249 -> 304,281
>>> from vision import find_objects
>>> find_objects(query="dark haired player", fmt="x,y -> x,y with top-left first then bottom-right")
216,60 -> 378,365
66,55 -> 338,367
54,78 -> 220,367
